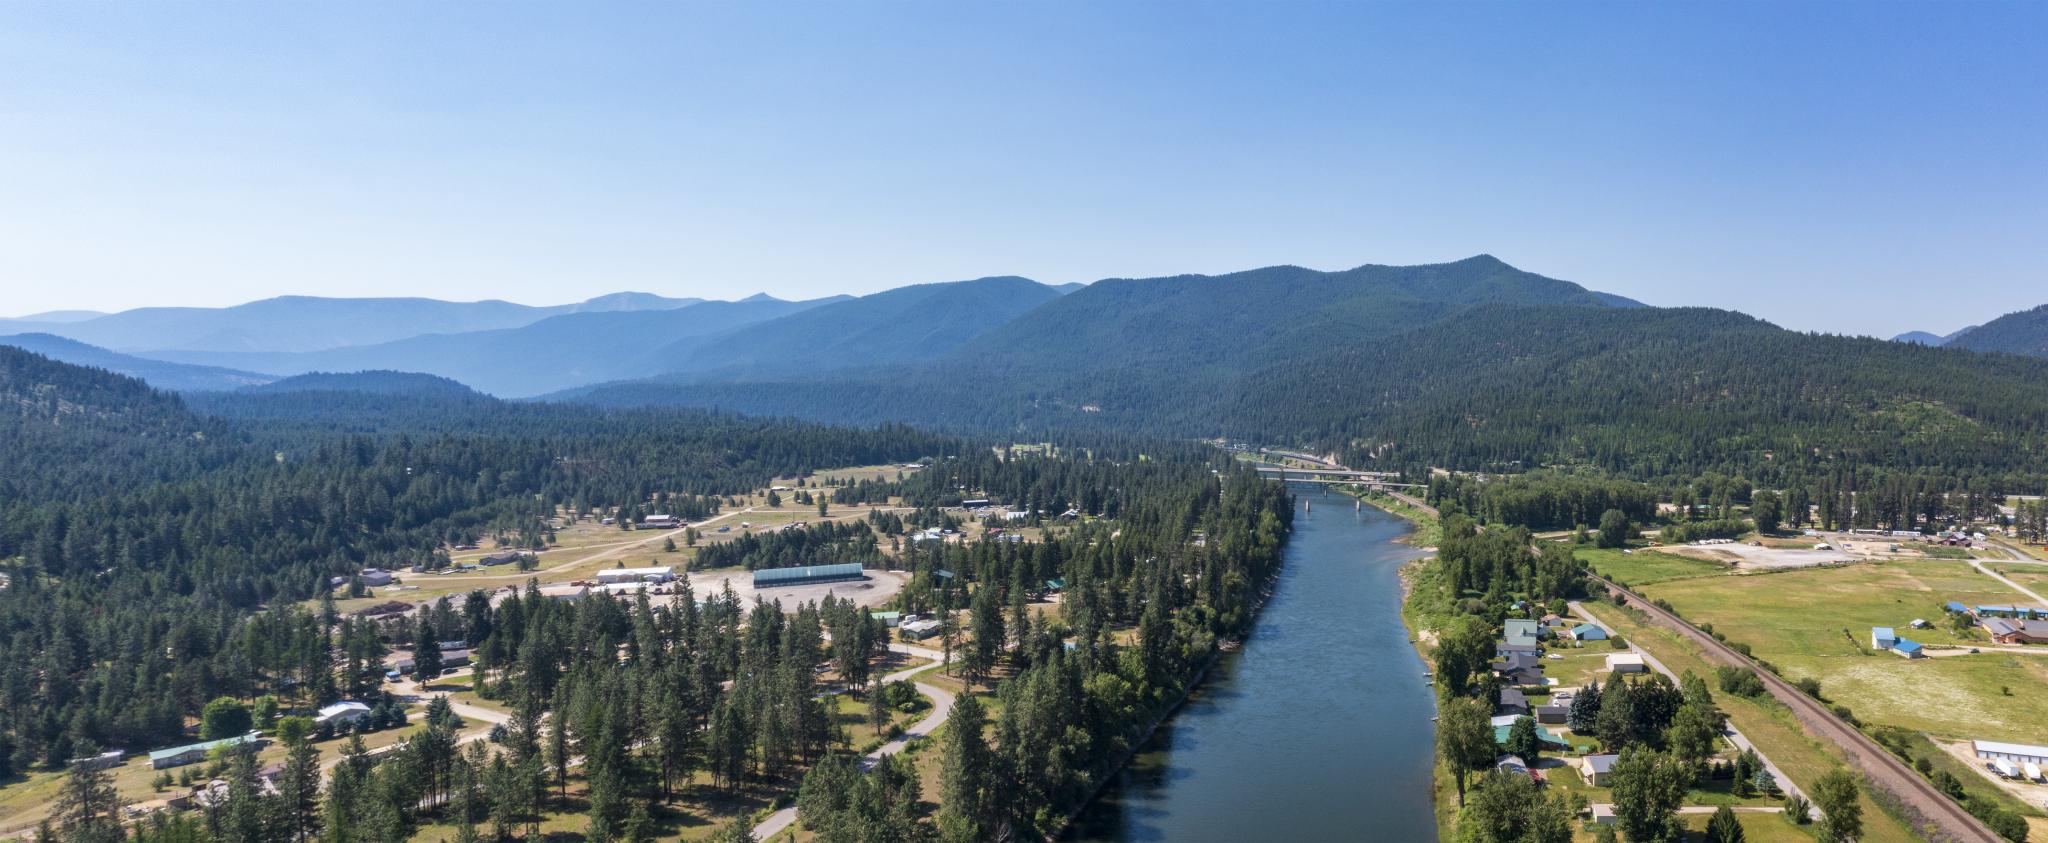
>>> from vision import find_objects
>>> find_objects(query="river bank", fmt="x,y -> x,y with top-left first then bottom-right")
1064,486 -> 1439,842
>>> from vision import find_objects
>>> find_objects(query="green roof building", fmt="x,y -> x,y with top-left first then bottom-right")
148,731 -> 263,769
752,563 -> 866,589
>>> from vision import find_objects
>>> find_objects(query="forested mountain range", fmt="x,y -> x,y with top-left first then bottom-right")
0,346 -> 975,773
1947,303 -> 2048,359
570,288 -> 2048,489
0,292 -> 704,354
0,333 -> 277,391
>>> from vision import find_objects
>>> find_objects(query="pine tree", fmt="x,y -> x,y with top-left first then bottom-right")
938,695 -> 997,838
56,755 -> 124,843
1705,803 -> 1746,843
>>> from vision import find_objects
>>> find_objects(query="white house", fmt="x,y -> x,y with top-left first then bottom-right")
641,514 -> 681,529
315,702 -> 372,728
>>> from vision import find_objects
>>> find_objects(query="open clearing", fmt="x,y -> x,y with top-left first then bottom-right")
1635,561 -> 2048,744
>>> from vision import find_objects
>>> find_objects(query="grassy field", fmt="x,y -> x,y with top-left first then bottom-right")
1343,487 -> 1442,547
1574,545 -> 1729,586
1577,601 -> 1921,843
1633,561 -> 2048,743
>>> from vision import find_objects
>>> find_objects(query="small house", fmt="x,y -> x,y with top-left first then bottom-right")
1504,619 -> 1542,646
1494,755 -> 1531,777
1578,753 -> 1620,786
869,611 -> 903,628
1534,702 -> 1571,725
479,552 -> 526,567
1498,688 -> 1530,716
315,701 -> 371,728
901,619 -> 944,640
148,732 -> 263,770
1871,627 -> 1897,650
1496,641 -> 1540,659
1892,638 -> 1925,659
539,584 -> 588,601
640,514 -> 681,529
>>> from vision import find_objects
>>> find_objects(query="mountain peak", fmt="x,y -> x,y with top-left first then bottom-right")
739,293 -> 783,303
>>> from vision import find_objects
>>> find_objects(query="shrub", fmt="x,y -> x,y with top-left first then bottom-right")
1794,677 -> 1823,699
1782,793 -> 1812,825
1715,666 -> 1767,698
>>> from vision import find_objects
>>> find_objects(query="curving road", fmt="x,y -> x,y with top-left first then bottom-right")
1588,574 -> 2001,843
751,642 -> 956,841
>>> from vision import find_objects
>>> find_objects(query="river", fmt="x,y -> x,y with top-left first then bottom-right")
1065,486 -> 1441,842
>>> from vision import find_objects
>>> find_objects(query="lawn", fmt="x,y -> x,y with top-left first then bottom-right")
1575,546 -> 1729,586
1577,601 -> 1921,843
1634,561 -> 2048,743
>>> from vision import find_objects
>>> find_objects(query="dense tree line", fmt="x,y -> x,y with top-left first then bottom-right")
0,349 -> 954,777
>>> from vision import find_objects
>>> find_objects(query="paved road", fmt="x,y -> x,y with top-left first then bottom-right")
1969,558 -> 2048,607
1587,575 -> 2001,843
1568,601 -> 1810,821
752,643 -> 956,841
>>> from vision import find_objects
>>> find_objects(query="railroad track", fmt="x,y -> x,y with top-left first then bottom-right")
1589,574 -> 2001,843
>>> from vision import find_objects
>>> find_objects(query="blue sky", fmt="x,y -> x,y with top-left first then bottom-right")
1,2 -> 2042,336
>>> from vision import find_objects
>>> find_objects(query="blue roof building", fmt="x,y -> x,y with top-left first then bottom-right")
1893,638 -> 1926,659
1871,627 -> 1897,650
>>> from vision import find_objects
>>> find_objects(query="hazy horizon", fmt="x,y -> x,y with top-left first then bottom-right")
4,2 -> 2042,338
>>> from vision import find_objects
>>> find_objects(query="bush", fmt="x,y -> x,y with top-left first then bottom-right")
1782,793 -> 1811,825
1607,636 -> 1628,650
1715,666 -> 1767,698
1794,677 -> 1823,699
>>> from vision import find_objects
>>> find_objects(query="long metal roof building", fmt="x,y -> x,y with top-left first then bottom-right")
752,563 -> 866,588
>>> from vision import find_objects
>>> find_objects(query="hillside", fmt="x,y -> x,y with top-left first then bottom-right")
1947,303 -> 2048,358
0,346 -> 227,504
0,333 -> 276,391
566,261 -> 2048,487
242,370 -> 482,398
645,276 -> 1065,380
16,291 -> 702,353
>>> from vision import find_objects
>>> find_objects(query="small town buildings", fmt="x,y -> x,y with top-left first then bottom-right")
596,566 -> 676,585
1494,755 -> 1531,777
1892,639 -> 1926,659
1496,641 -> 1540,660
1498,688 -> 1530,716
752,563 -> 866,589
479,551 -> 527,567
1977,605 -> 2048,619
900,618 -> 944,640
1491,723 -> 1568,750
1565,623 -> 1609,642
1579,754 -> 1620,786
1606,653 -> 1647,674
1534,701 -> 1571,725
1491,652 -> 1545,686
869,611 -> 903,628
315,701 -> 371,728
1987,618 -> 2048,644
1946,600 -> 1971,614
1872,627 -> 1898,650
1504,619 -> 1542,647
539,584 -> 588,601
148,732 -> 263,769
640,514 -> 681,529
